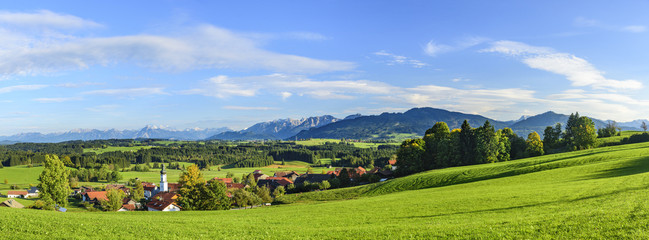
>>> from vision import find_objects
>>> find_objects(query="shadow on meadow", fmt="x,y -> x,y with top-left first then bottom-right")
398,182 -> 649,219
580,156 -> 649,180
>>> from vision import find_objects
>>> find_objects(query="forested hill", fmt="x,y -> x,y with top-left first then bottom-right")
291,108 -> 643,140
292,108 -> 509,140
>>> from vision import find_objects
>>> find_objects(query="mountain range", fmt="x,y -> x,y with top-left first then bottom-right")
0,107 -> 646,143
0,126 -> 231,143
292,108 -> 644,140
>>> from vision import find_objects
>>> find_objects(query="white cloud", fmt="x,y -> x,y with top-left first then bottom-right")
83,87 -> 167,97
483,40 -> 643,90
281,91 -> 292,100
424,40 -> 453,56
373,50 -> 428,68
0,10 -> 102,29
424,37 -> 488,57
33,97 -> 82,103
574,17 -> 646,33
181,75 -> 257,98
0,12 -> 355,77
622,25 -> 646,33
223,106 -> 278,111
0,84 -> 48,94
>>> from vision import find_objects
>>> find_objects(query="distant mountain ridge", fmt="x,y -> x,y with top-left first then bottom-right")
208,115 -> 340,140
291,108 -> 644,140
0,126 -> 231,143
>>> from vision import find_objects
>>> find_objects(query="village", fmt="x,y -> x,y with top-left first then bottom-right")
2,162 -> 396,212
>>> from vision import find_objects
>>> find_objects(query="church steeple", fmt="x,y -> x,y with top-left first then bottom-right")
160,164 -> 168,192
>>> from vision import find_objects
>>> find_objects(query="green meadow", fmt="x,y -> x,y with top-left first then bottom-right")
1,141 -> 649,238
82,146 -> 153,154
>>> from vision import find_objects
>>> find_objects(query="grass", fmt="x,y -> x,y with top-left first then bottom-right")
295,138 -> 399,148
3,142 -> 649,238
83,146 -> 153,154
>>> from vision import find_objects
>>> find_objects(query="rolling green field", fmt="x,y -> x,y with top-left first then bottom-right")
2,141 -> 649,238
83,146 -> 153,154
295,138 -> 399,148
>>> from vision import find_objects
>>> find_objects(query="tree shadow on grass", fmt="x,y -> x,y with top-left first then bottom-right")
398,183 -> 649,219
578,156 -> 649,181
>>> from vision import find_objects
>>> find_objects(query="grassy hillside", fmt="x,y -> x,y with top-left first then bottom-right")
2,142 -> 649,238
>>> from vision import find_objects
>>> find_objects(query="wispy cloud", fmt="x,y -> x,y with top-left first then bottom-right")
0,11 -> 355,77
373,50 -> 428,68
33,97 -> 82,103
85,104 -> 120,112
482,40 -> 643,91
0,84 -> 47,94
574,17 -> 646,33
183,73 -> 395,100
83,87 -> 167,97
223,106 -> 278,111
424,37 -> 489,56
181,75 -> 257,98
0,10 -> 102,29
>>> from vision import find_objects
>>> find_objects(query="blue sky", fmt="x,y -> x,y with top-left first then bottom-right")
0,1 -> 648,135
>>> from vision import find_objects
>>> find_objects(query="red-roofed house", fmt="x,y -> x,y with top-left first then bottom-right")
82,191 -> 108,204
274,171 -> 300,181
146,192 -> 181,211
226,183 -> 247,190
6,191 -> 28,198
253,173 -> 269,181
212,178 -> 233,184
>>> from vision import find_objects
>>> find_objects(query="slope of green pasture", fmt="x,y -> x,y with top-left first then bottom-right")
277,141 -> 649,203
2,142 -> 649,238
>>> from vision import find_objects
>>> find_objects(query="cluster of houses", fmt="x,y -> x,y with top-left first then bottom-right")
2,162 -> 397,212
5,186 -> 39,199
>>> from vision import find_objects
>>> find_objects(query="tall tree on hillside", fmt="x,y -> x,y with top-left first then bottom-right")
563,112 -> 580,143
475,121 -> 499,164
423,122 -> 450,169
525,132 -> 544,157
395,138 -> 426,176
642,121 -> 648,132
543,123 -> 563,152
571,116 -> 598,150
496,129 -> 511,162
459,120 -> 477,165
38,155 -> 71,210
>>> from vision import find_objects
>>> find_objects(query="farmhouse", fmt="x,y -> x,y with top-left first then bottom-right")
26,186 -> 39,198
146,192 -> 181,211
274,171 -> 300,181
257,177 -> 293,191
6,190 -> 28,198
82,191 -> 108,204
1,199 -> 24,209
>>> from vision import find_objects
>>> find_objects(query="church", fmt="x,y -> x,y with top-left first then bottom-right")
145,165 -> 182,211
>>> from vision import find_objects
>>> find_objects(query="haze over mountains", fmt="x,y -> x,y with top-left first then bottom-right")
0,107 -> 646,143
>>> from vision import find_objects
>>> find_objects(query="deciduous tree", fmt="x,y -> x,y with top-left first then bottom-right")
38,155 -> 71,210
101,189 -> 125,211
525,132 -> 544,157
